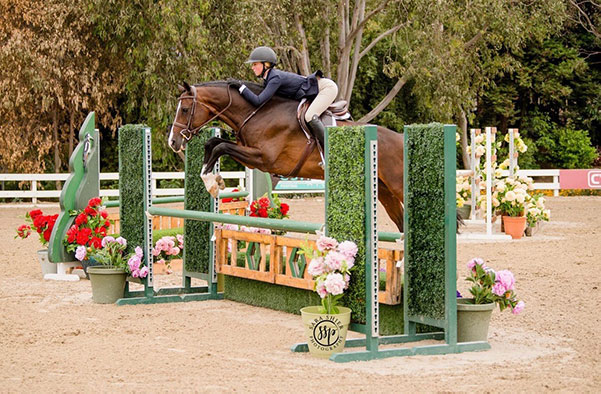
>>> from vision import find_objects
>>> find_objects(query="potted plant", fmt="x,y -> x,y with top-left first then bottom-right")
152,234 -> 184,274
75,236 -> 148,304
492,176 -> 534,239
300,233 -> 358,358
15,209 -> 59,276
248,194 -> 289,235
525,194 -> 551,236
457,257 -> 525,342
62,197 -> 112,277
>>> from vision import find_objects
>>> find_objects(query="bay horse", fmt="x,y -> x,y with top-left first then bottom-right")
168,81 -> 406,232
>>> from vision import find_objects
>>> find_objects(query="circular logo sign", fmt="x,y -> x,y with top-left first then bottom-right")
312,318 -> 341,348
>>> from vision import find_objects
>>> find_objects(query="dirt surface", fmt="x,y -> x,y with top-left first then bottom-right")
1,196 -> 600,392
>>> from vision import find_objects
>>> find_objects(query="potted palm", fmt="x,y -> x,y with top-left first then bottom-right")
457,257 -> 525,342
75,236 -> 148,303
300,233 -> 358,358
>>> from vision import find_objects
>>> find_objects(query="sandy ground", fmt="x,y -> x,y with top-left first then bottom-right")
1,196 -> 600,392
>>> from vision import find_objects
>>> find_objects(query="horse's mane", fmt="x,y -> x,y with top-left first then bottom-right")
193,80 -> 293,103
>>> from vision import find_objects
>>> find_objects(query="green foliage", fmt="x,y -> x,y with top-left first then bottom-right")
183,135 -> 211,273
326,126 -> 367,324
404,123 -> 446,320
118,125 -> 147,255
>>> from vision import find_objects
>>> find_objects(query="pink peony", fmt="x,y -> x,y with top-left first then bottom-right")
316,235 -> 338,252
75,245 -> 87,261
315,281 -> 328,298
337,241 -> 358,260
492,282 -> 507,297
467,257 -> 485,271
495,270 -> 515,291
307,257 -> 325,276
324,251 -> 344,271
135,246 -> 143,258
128,255 -> 141,272
512,300 -> 525,315
138,266 -> 149,278
324,272 -> 346,296
101,236 -> 115,248
115,237 -> 127,246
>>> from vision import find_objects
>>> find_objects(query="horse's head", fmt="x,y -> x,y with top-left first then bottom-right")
168,81 -> 214,152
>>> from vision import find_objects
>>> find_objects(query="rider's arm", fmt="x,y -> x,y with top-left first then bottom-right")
239,74 -> 281,107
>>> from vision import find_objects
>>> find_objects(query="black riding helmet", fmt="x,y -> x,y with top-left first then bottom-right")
245,46 -> 278,65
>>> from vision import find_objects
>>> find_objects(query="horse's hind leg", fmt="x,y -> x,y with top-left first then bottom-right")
378,180 -> 404,232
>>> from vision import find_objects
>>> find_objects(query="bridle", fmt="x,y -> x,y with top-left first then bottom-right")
173,85 -> 233,141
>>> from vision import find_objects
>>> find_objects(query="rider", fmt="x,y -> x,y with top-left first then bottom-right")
230,46 -> 338,152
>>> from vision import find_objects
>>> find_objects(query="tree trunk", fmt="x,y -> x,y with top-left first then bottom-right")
458,109 -> 470,169
357,75 -> 407,123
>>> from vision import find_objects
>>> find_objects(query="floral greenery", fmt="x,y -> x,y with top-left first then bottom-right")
463,257 -> 525,314
75,236 -> 148,278
526,194 -> 551,227
63,197 -> 111,252
220,188 -> 245,203
15,209 -> 58,247
490,176 -> 534,217
249,194 -> 289,219
152,234 -> 184,271
302,233 -> 358,314
456,175 -> 471,207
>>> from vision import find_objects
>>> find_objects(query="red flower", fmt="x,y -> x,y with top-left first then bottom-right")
33,215 -> 46,231
16,224 -> 31,239
89,237 -> 102,248
66,225 -> 78,243
258,197 -> 270,209
75,213 -> 88,226
100,210 -> 108,219
280,203 -> 289,216
43,228 -> 52,242
84,206 -> 97,217
29,209 -> 43,219
250,203 -> 258,213
76,228 -> 92,245
258,208 -> 268,218
88,197 -> 102,207
104,220 -> 111,228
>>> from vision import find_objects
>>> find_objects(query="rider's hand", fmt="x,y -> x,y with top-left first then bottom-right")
227,78 -> 242,89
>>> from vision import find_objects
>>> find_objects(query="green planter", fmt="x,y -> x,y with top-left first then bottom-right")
300,306 -> 351,358
87,266 -> 127,304
456,298 -> 494,343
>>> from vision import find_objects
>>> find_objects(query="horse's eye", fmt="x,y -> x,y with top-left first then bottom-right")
181,107 -> 189,114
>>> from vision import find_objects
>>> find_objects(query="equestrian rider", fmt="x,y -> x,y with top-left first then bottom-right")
229,46 -> 338,152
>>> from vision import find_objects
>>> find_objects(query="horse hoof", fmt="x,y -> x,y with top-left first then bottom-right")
208,184 -> 219,198
216,174 -> 225,190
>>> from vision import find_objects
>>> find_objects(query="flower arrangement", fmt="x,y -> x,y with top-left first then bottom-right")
75,236 -> 148,278
480,175 -> 534,217
526,194 -> 551,227
303,233 -> 358,314
63,197 -> 112,252
249,194 -> 289,219
220,188 -> 245,203
152,235 -> 184,272
462,257 -> 524,314
15,209 -> 58,247
456,175 -> 471,208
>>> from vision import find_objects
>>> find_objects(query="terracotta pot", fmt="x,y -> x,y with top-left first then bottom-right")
503,216 -> 527,239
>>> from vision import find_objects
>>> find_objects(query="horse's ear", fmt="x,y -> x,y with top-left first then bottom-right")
182,81 -> 192,93
178,84 -> 186,93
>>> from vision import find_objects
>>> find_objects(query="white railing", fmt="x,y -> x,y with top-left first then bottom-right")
0,171 -> 246,206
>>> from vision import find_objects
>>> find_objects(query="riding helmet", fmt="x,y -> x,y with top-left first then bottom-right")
245,46 -> 277,65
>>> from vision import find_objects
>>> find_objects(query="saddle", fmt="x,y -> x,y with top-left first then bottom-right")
283,100 -> 353,178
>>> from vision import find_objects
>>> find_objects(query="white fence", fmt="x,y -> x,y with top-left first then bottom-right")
0,171 -> 246,206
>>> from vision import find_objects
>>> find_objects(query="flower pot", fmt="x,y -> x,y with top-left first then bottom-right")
525,225 -> 533,237
87,266 -> 127,304
457,204 -> 471,220
457,298 -> 494,343
38,249 -> 57,276
502,216 -> 527,239
81,257 -> 103,280
300,306 -> 351,358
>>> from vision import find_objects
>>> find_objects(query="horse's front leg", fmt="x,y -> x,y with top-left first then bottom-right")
201,142 -> 266,198
200,137 -> 236,195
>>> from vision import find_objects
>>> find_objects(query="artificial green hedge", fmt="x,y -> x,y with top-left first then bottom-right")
404,123 -> 447,320
326,126 -> 368,324
118,125 -> 147,254
184,135 -> 212,273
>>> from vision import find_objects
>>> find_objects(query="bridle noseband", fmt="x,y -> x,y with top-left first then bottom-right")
173,85 -> 233,141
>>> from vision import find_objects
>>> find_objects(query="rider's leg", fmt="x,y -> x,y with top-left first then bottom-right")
305,78 -> 338,150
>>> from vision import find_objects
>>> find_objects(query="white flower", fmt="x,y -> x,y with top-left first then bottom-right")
505,191 -> 516,202
475,135 -> 484,144
537,197 -> 545,209
475,146 -> 485,157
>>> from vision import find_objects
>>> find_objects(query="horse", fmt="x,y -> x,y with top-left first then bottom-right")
168,80 -> 406,232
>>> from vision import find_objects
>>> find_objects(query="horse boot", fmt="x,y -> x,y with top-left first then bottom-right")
307,115 -> 326,168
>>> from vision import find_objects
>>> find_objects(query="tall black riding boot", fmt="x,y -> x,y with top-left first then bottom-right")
307,115 -> 325,151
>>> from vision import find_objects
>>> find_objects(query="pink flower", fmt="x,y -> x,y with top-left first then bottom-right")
344,274 -> 350,289
315,281 -> 328,298
135,246 -> 143,258
325,251 -> 344,271
101,236 -> 115,248
337,241 -> 358,260
176,234 -> 184,248
324,272 -> 346,296
467,257 -> 485,271
492,282 -> 506,296
316,235 -> 338,252
512,300 -> 525,315
115,237 -> 127,246
128,255 -> 141,272
131,269 -> 139,278
138,266 -> 149,278
495,270 -> 515,291
75,245 -> 87,261
307,257 -> 325,276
